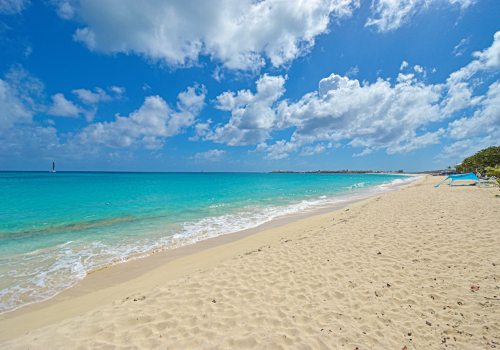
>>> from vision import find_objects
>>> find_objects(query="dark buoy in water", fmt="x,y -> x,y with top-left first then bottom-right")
106,203 -> 109,205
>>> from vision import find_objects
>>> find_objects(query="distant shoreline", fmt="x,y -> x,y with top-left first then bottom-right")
269,170 -> 450,174
269,170 -> 405,174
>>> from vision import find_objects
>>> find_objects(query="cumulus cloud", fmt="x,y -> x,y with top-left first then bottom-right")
47,93 -> 84,118
400,61 -> 408,70
437,135 -> 498,160
447,31 -> 500,85
52,0 -> 481,71
275,72 -> 442,158
0,125 -> 62,159
72,87 -> 111,105
264,140 -> 295,160
441,31 -> 500,117
0,64 -> 208,161
48,86 -> 123,121
0,78 -> 33,130
300,144 -> 326,156
192,149 -> 226,162
447,81 -> 500,140
386,129 -> 444,154
63,0 -> 359,72
0,66 -> 44,132
0,77 -> 207,160
207,71 -> 445,159
366,0 -> 477,32
202,74 -> 287,145
189,119 -> 212,141
203,31 -> 500,161
4,65 -> 45,111
73,85 -> 206,150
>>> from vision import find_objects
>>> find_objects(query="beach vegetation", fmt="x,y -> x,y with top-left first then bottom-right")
456,146 -> 500,173
485,165 -> 500,177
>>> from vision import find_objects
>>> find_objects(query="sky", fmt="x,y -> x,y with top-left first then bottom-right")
0,0 -> 499,172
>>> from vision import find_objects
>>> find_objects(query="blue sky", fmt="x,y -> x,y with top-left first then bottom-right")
1,0 -> 499,172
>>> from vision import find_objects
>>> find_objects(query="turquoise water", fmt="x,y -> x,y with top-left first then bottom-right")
0,172 -> 414,313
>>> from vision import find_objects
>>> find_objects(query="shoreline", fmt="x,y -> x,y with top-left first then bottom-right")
87,173 -> 419,275
2,174 -> 499,348
0,175 -> 420,342
1,173 -> 416,314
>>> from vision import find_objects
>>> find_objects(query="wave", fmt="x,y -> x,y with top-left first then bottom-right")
345,182 -> 365,190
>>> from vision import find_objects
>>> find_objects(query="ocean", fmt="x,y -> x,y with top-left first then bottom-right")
0,172 -> 415,313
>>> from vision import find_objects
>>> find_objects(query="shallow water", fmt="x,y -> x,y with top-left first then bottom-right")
0,172 -> 413,313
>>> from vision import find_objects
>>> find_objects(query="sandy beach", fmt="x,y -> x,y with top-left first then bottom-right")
1,174 -> 499,349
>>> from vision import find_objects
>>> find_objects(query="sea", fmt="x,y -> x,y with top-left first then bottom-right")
0,172 -> 417,314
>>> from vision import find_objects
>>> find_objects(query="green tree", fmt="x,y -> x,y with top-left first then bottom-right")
456,146 -> 500,172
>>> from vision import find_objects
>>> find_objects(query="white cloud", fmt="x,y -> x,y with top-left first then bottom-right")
66,86 -> 123,121
366,0 -> 477,32
210,71 -> 446,159
346,66 -> 359,77
396,72 -> 414,83
448,31 -> 500,85
472,31 -> 500,70
73,85 -> 206,149
205,32 -> 500,160
203,74 -> 287,145
3,65 -> 45,112
386,129 -> 444,154
65,0 -> 359,72
56,0 -> 480,72
0,74 -> 207,160
264,140 -> 294,160
109,86 -> 125,96
447,81 -> 500,140
0,78 -> 33,130
400,61 -> 408,70
352,148 -> 373,157
47,93 -> 83,118
193,149 -> 226,162
300,144 -> 326,156
55,0 -> 75,19
440,31 -> 500,118
72,87 -> 111,104
0,125 -> 61,159
253,142 -> 269,153
281,72 -> 442,155
0,0 -> 27,14
189,119 -> 212,141
212,66 -> 225,82
453,36 -> 470,57
0,66 -> 46,132
437,135 -> 498,160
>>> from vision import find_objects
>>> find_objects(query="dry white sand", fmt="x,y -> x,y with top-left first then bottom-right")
1,175 -> 500,349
